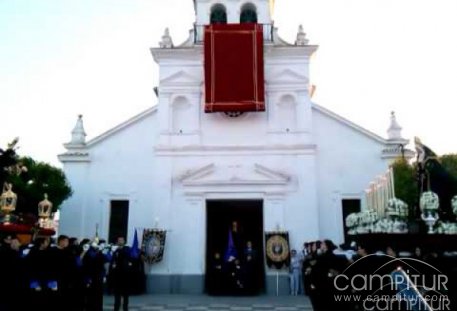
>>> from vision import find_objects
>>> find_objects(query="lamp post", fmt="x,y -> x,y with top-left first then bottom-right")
37,193 -> 53,229
0,183 -> 17,225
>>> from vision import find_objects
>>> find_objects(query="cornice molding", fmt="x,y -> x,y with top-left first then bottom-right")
58,152 -> 91,163
155,144 -> 317,156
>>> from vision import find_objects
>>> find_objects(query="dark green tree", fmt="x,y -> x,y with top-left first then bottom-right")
392,158 -> 418,218
439,154 -> 457,180
0,138 -> 20,186
7,157 -> 72,215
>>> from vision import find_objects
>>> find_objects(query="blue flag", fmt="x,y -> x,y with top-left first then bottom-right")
130,229 -> 140,259
224,229 -> 238,262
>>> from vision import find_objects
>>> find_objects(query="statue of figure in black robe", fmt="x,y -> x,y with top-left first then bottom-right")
415,137 -> 457,220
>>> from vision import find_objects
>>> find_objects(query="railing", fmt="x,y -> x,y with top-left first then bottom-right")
193,23 -> 274,44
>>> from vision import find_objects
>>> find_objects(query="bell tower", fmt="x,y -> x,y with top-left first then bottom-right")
193,0 -> 274,25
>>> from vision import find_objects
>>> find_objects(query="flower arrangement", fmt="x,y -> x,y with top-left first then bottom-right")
345,213 -> 359,229
362,209 -> 378,225
386,198 -> 409,220
420,191 -> 439,212
373,218 -> 408,234
345,210 -> 379,235
435,222 -> 457,235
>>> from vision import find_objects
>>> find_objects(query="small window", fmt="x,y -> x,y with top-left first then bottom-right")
210,4 -> 227,24
240,3 -> 257,23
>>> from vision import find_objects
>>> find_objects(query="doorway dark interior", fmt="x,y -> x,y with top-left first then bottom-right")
206,199 -> 265,295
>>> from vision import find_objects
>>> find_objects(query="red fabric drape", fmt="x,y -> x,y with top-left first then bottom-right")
204,23 -> 265,113
0,223 -> 55,235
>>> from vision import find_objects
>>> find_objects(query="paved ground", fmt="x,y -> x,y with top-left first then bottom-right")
103,295 -> 312,311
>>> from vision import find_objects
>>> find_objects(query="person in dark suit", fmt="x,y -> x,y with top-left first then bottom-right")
302,242 -> 314,296
26,237 -> 59,311
52,235 -> 79,311
208,251 -> 224,295
82,240 -> 108,311
109,237 -> 133,311
243,240 -> 259,294
0,236 -> 26,311
309,240 -> 345,311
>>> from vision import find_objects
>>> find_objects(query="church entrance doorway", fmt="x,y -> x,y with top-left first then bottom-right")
205,199 -> 265,295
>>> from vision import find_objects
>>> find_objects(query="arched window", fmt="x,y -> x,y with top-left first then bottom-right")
210,4 -> 227,24
172,96 -> 191,133
277,94 -> 297,132
240,3 -> 258,23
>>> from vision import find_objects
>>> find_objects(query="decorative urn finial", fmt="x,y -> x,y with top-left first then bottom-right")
295,25 -> 309,46
159,28 -> 174,48
387,111 -> 403,140
70,114 -> 87,145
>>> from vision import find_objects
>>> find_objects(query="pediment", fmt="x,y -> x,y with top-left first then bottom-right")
160,70 -> 202,86
179,163 -> 291,187
266,69 -> 309,85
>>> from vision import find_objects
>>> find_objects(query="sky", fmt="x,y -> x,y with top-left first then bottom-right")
1,0 -> 457,166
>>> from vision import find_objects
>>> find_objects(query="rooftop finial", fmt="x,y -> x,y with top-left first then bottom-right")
70,114 -> 86,145
387,111 -> 403,140
159,28 -> 174,48
295,25 -> 309,46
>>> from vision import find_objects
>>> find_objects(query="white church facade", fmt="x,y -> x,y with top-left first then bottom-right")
59,0 -> 409,294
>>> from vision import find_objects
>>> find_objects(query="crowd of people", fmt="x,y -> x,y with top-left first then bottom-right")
3,229 -> 457,311
0,234 -> 143,311
290,239 -> 457,310
207,221 -> 263,295
207,240 -> 262,295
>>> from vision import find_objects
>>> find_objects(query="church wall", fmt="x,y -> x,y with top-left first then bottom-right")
155,153 -> 319,276
59,163 -> 90,238
200,112 -> 268,145
60,111 -> 161,243
279,154 -> 320,248
313,108 -> 391,244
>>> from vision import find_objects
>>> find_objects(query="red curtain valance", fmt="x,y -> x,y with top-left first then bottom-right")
204,23 -> 265,113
